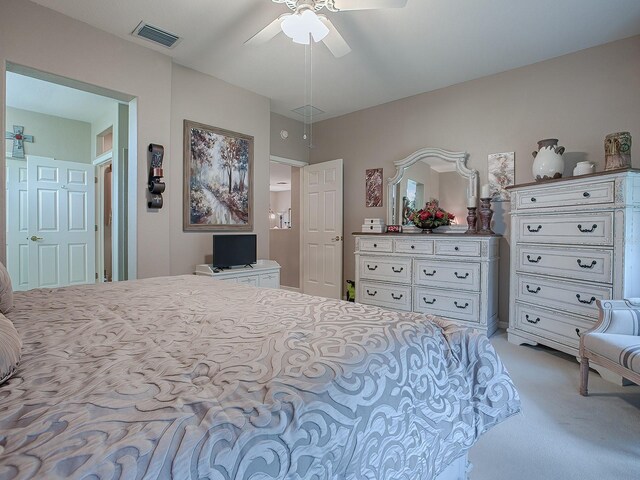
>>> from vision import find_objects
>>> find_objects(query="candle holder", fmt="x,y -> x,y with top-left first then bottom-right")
478,197 -> 495,234
465,207 -> 478,234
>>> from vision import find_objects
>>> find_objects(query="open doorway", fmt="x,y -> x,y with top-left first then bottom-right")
4,66 -> 134,290
269,159 -> 303,291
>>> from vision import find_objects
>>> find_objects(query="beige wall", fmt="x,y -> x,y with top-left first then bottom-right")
6,107 -> 91,163
310,35 -> 640,322
270,113 -> 310,162
169,64 -> 271,275
0,0 -> 271,278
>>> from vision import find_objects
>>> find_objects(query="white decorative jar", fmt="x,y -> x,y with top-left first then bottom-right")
573,161 -> 595,176
532,138 -> 565,181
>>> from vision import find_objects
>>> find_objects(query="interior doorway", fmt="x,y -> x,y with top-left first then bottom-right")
96,161 -> 113,282
4,66 -> 135,290
269,156 -> 307,291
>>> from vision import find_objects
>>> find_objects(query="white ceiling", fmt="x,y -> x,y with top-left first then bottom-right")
29,0 -> 640,121
6,72 -> 118,124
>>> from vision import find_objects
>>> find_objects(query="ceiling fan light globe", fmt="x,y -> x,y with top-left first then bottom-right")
292,34 -> 311,45
280,9 -> 329,44
310,21 -> 330,42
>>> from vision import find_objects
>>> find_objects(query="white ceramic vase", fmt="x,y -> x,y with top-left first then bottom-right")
573,161 -> 595,176
532,138 -> 565,181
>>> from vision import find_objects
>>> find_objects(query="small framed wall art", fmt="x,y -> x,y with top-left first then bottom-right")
365,168 -> 383,207
487,152 -> 515,201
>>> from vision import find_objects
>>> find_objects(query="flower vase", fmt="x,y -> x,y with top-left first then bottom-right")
532,138 -> 565,181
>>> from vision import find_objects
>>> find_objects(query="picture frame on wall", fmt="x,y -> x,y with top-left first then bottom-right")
183,120 -> 254,231
365,168 -> 383,207
487,152 -> 515,201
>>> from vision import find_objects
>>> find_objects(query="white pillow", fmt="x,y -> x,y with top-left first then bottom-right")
0,261 -> 13,314
0,313 -> 21,385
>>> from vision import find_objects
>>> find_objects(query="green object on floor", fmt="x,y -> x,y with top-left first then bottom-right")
346,280 -> 355,302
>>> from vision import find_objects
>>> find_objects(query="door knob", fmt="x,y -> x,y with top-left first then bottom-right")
30,235 -> 43,241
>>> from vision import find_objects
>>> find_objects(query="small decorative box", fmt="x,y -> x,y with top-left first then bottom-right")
386,225 -> 402,233
361,224 -> 385,233
363,218 -> 385,225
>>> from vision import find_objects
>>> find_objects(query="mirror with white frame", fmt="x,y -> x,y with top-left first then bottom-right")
387,148 -> 478,231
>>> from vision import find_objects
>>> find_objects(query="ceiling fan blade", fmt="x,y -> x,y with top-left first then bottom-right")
319,17 -> 351,58
331,0 -> 408,11
244,15 -> 288,46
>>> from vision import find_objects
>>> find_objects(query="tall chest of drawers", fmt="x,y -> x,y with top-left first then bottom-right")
508,170 -> 640,356
354,233 -> 500,335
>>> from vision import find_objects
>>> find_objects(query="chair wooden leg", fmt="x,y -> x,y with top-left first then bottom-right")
580,357 -> 589,396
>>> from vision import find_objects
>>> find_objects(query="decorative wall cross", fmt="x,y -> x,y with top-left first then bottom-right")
5,125 -> 34,158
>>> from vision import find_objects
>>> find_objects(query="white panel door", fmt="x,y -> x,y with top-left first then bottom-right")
26,156 -> 95,289
302,159 -> 343,299
6,159 -> 30,291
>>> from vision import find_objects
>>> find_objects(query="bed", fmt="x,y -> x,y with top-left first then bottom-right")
0,275 -> 520,479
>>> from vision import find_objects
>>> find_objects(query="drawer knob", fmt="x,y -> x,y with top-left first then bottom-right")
391,293 -> 403,300
454,272 -> 469,279
367,265 -> 378,271
526,285 -> 541,294
527,225 -> 543,233
391,266 -> 404,273
583,192 -> 590,198
525,314 -> 541,324
373,243 -> 377,248
530,197 -> 537,202
423,269 -> 437,276
411,245 -> 415,249
366,289 -> 377,297
576,294 -> 596,305
576,328 -> 581,337
454,301 -> 469,309
577,259 -> 597,269
423,297 -> 436,305
454,246 -> 460,251
527,255 -> 542,264
577,224 -> 598,233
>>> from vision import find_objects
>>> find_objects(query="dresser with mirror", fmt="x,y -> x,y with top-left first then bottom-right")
355,148 -> 500,335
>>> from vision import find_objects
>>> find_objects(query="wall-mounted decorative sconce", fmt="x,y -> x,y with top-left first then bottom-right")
148,143 -> 165,209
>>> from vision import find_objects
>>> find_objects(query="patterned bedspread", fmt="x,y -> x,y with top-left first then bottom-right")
0,275 -> 520,479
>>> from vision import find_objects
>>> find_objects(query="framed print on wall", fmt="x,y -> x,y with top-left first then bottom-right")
183,120 -> 254,231
487,152 -> 515,201
365,168 -> 383,207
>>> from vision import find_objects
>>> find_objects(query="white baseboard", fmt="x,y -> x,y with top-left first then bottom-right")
281,286 -> 301,293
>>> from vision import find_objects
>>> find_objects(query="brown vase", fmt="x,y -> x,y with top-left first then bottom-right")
604,132 -> 632,170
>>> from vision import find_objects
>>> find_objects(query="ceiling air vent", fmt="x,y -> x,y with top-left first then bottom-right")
292,105 -> 325,118
132,21 -> 181,49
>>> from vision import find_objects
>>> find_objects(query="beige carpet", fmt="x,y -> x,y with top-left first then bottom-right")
469,333 -> 640,480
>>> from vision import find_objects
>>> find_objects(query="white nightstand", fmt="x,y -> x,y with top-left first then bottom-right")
195,260 -> 281,289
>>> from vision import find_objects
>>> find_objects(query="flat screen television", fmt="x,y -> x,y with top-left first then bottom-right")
212,234 -> 257,269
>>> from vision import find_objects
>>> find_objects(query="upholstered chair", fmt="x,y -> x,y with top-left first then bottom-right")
580,299 -> 640,396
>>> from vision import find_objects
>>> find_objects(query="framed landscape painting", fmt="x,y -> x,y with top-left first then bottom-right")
183,120 -> 253,231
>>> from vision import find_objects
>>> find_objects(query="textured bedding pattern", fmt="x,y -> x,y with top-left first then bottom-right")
0,276 -> 520,479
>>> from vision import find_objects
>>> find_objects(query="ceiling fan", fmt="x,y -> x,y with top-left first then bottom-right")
245,0 -> 408,58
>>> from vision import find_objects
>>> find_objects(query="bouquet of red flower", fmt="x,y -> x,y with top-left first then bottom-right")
408,199 -> 455,230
